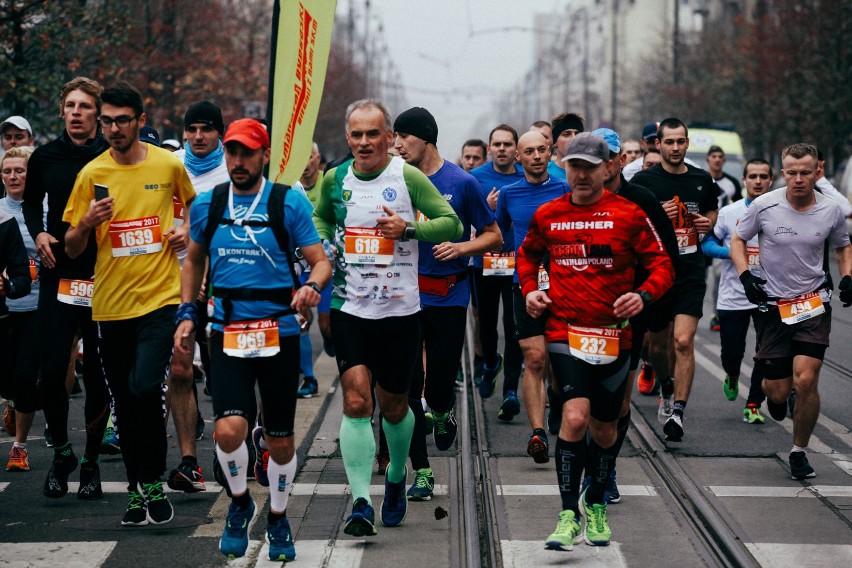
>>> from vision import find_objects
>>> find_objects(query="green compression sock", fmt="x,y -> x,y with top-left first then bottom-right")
339,415 -> 376,505
382,408 -> 414,484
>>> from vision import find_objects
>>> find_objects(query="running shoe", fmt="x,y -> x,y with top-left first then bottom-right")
143,480 -> 173,524
636,362 -> 657,395
297,376 -> 318,398
766,398 -> 787,421
44,426 -> 54,448
195,412 -> 205,441
498,390 -> 521,422
252,426 -> 270,487
664,414 -> 684,441
545,509 -> 583,551
709,315 -> 720,332
742,404 -> 766,424
78,460 -> 103,500
344,497 -> 377,537
547,388 -> 562,435
267,515 -> 296,562
406,467 -> 434,501
3,404 -> 15,437
605,470 -> 621,504
657,394 -> 674,424
6,446 -> 29,472
580,487 -> 611,546
100,426 -> 121,455
789,451 -> 816,480
43,445 -> 77,498
527,431 -> 550,464
723,374 -> 739,401
220,499 -> 256,558
433,408 -> 457,451
167,461 -> 206,493
478,354 -> 503,398
380,466 -> 408,527
121,488 -> 148,526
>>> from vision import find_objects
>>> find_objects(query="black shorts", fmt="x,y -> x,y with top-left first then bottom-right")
512,284 -> 546,340
209,332 -> 300,437
645,267 -> 705,331
330,309 -> 421,395
547,343 -> 629,423
754,304 -> 831,362
0,311 -> 40,413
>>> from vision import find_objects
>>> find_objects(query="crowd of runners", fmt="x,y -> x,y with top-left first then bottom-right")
1,75 -> 850,560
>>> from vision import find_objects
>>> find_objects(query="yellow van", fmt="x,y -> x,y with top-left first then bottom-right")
686,127 -> 745,179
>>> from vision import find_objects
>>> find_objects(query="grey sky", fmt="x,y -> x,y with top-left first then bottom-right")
367,0 -> 569,161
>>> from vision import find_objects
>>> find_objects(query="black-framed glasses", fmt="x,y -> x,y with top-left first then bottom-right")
98,115 -> 138,128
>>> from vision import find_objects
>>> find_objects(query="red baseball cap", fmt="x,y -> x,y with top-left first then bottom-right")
223,118 -> 269,150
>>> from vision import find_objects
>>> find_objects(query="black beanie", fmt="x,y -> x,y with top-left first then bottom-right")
393,107 -> 438,145
552,114 -> 585,141
184,101 -> 224,135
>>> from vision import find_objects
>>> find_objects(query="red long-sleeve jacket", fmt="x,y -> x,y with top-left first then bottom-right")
517,191 -> 674,346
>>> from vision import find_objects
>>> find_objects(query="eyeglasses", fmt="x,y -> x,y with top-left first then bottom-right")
98,115 -> 138,128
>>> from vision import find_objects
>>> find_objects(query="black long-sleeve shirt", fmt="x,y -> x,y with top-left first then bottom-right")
22,130 -> 109,280
0,211 -> 32,315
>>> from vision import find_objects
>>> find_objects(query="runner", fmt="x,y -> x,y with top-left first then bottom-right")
313,99 -> 461,536
176,118 -> 330,560
702,158 -> 773,423
731,143 -> 852,479
63,80 -> 195,525
517,133 -> 673,550
22,76 -> 112,500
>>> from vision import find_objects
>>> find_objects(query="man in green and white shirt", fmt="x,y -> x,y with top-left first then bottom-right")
313,99 -> 461,536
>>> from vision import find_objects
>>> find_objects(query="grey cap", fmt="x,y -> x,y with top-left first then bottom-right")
561,132 -> 610,164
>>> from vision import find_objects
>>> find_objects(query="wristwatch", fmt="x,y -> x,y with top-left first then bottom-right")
637,290 -> 652,305
403,222 -> 417,240
305,281 -> 322,294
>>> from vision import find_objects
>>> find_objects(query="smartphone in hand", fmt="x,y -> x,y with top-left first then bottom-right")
94,184 -> 109,201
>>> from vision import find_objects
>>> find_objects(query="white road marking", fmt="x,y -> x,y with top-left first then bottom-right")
289,483 -> 448,496
255,539 -> 364,567
0,541 -> 117,567
495,484 -> 657,496
746,543 -> 852,567
64,481 -> 223,494
501,540 -> 627,567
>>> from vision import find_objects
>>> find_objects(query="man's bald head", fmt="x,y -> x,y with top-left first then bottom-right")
518,130 -> 547,152
516,131 -> 550,182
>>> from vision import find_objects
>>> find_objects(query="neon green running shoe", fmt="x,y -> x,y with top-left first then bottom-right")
545,509 -> 582,551
581,487 -> 611,546
723,374 -> 739,401
743,404 -> 766,424
424,412 -> 434,435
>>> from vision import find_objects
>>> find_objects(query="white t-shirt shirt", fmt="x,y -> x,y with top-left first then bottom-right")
175,148 -> 230,262
713,199 -> 760,311
623,156 -> 698,181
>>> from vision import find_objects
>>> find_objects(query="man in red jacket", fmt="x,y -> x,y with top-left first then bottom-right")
517,133 -> 673,551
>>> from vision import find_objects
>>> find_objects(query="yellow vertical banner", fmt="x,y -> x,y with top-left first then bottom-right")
266,0 -> 337,184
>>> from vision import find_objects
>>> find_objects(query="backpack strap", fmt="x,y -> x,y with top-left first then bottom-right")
203,182 -> 231,247
266,183 -> 302,291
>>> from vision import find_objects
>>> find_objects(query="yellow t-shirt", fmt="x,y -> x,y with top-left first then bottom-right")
63,145 -> 196,321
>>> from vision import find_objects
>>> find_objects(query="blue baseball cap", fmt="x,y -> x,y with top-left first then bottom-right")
592,128 -> 621,154
140,125 -> 161,147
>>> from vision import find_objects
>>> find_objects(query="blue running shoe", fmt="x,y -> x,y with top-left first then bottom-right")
219,499 -> 256,559
478,354 -> 503,398
498,390 -> 520,421
344,497 -> 377,537
267,515 -> 296,561
380,466 -> 408,527
251,427 -> 269,487
580,471 -> 621,505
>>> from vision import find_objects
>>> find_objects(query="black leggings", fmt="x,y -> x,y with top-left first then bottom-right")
718,309 -> 765,406
470,268 -> 521,393
0,311 -> 39,413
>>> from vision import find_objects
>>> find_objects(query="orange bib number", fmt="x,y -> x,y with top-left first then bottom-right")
482,252 -> 515,276
172,196 -> 185,227
674,227 -> 697,255
109,216 -> 163,257
777,292 -> 824,325
567,325 -> 621,365
223,319 -> 280,358
538,265 -> 550,291
344,227 -> 395,265
57,278 -> 94,307
28,258 -> 37,281
746,246 -> 760,268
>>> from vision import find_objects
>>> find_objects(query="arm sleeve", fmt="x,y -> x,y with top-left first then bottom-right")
312,167 -> 337,242
405,164 -> 462,242
22,153 -> 47,238
517,211 -> 546,297
1,218 -> 32,299
701,232 -> 729,259
634,215 -> 675,301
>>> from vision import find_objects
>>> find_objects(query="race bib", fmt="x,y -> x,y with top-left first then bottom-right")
344,227 -> 395,265
173,196 -> 185,227
567,325 -> 621,365
57,278 -> 94,307
28,258 -> 37,282
223,319 -> 280,358
482,252 -> 515,276
416,211 -> 428,222
538,265 -> 550,291
746,246 -> 760,268
109,216 -> 163,257
777,292 -> 824,325
675,227 -> 697,255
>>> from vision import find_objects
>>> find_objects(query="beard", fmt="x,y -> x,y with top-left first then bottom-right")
232,170 -> 262,191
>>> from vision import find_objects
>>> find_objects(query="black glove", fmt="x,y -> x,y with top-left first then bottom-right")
739,270 -> 768,305
839,275 -> 852,307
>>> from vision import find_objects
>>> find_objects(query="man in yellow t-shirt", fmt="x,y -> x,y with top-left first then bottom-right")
63,81 -> 195,527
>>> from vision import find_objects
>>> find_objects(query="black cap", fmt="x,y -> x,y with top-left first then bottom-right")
707,145 -> 725,156
139,125 -> 161,146
184,101 -> 224,135
393,107 -> 438,145
552,114 -> 584,140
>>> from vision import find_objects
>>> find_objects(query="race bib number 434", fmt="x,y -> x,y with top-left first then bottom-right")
109,216 -> 163,257
223,319 -> 280,358
344,227 -> 395,264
